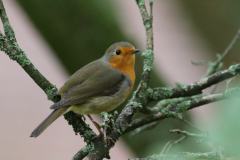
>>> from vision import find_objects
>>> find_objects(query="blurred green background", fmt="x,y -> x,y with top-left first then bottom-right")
15,0 -> 240,158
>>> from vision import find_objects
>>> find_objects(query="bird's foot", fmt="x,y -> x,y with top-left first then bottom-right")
92,132 -> 115,147
81,115 -> 86,121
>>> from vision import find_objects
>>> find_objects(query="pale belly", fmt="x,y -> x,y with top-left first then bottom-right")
64,86 -> 129,115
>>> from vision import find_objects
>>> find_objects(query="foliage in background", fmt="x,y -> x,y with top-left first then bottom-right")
14,0 -> 240,158
15,0 -> 175,157
179,0 -> 240,64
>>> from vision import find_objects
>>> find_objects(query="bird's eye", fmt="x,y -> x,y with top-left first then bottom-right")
116,49 -> 121,55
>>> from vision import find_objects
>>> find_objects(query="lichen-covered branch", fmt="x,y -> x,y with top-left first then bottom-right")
85,0 -> 155,159
0,0 -> 95,148
129,150 -> 220,160
2,0 -> 240,159
170,129 -> 206,139
147,63 -> 240,101
0,1 -> 57,99
125,87 -> 240,133
72,145 -> 93,160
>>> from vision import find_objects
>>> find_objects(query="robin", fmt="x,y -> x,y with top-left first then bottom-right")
30,42 -> 140,137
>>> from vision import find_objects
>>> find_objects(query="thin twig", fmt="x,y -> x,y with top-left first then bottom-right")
148,64 -> 240,101
86,1 -> 155,159
204,28 -> 240,77
125,87 -> 240,133
130,121 -> 160,137
170,129 -> 206,139
160,136 -> 187,160
72,145 -> 92,160
181,119 -> 204,133
130,150 -> 221,160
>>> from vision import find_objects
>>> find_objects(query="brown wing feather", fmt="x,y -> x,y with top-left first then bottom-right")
50,61 -> 125,109
30,108 -> 67,137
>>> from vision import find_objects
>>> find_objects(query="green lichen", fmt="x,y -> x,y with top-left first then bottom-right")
101,112 -> 111,122
114,111 -> 118,115
100,112 -> 115,131
142,49 -> 154,72
161,101 -> 191,119
161,87 -> 173,98
129,154 -> 160,160
181,150 -> 217,159
136,0 -> 145,6
194,99 -> 199,103
179,84 -> 188,91
44,86 -> 58,98
150,87 -> 173,100
80,142 -> 94,155
127,101 -> 142,110
176,101 -> 191,113
120,123 -> 129,133
228,64 -> 240,75
9,51 -> 31,67
224,87 -> 240,98
145,23 -> 151,29
137,83 -> 148,99
149,0 -> 154,4
3,22 -> 15,41
152,94 -> 203,112
83,131 -> 96,143
33,66 -> 38,71
146,87 -> 153,97
117,129 -> 121,134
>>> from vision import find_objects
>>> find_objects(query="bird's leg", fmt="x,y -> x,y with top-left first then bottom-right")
81,115 -> 86,121
73,114 -> 86,121
87,114 -> 115,146
87,114 -> 102,134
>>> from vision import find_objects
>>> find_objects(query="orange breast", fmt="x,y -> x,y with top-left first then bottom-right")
108,51 -> 136,98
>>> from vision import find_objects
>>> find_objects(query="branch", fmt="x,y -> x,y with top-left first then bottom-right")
129,150 -> 220,160
85,0 -> 155,159
204,28 -> 240,77
170,129 -> 206,140
125,87 -> 240,133
129,121 -> 160,137
0,1 -> 58,100
147,64 -> 240,101
72,145 -> 93,160
0,0 -> 95,149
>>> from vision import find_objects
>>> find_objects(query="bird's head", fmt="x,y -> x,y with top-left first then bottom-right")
102,42 -> 140,68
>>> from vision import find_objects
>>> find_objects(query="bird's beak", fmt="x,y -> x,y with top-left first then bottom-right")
129,49 -> 140,54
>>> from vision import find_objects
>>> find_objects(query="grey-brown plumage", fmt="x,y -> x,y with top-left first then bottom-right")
51,61 -> 127,110
30,42 -> 138,138
30,108 -> 67,137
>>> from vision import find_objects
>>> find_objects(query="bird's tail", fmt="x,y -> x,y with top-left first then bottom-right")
30,108 -> 67,138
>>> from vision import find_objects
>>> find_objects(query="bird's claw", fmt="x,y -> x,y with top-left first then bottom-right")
91,132 -> 115,147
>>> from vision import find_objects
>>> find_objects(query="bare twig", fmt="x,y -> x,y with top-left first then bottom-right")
160,129 -> 207,158
130,121 -> 160,137
130,150 -> 220,160
181,119 -> 204,133
204,28 -> 240,77
170,129 -> 206,139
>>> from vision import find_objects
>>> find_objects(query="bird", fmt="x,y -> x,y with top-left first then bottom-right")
30,42 -> 140,138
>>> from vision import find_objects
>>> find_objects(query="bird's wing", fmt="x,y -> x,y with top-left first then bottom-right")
50,61 -> 129,109
57,60 -> 102,95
